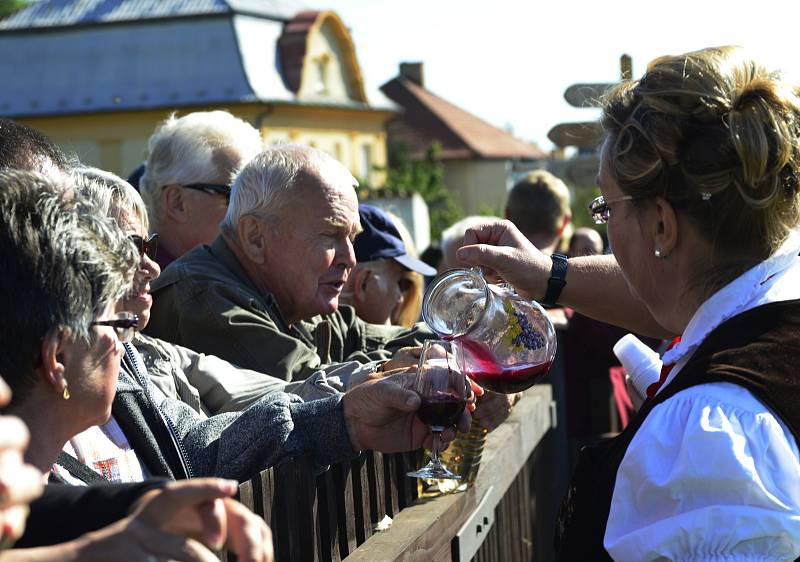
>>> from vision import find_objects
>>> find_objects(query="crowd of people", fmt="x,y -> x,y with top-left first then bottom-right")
1,44 -> 800,561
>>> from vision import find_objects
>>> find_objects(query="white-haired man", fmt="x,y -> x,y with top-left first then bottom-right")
146,144 -> 429,383
139,111 -> 263,269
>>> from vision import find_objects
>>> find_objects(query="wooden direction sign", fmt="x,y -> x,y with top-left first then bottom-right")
547,121 -> 602,150
550,54 -> 633,148
563,83 -> 613,108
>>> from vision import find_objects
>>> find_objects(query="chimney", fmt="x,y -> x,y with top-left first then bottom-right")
399,62 -> 424,87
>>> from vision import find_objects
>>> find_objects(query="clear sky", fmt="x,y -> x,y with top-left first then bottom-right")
307,0 -> 800,152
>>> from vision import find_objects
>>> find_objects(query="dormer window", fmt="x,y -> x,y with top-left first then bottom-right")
313,54 -> 330,95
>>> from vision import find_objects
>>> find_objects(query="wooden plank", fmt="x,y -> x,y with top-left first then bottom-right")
563,82 -> 613,108
237,478 -> 255,515
276,458 -> 317,562
351,454 -> 371,545
383,453 -> 400,517
547,121 -> 603,149
316,468 -> 340,562
346,385 -> 553,561
259,469 -> 275,529
333,462 -> 358,558
393,453 -> 414,510
368,452 -> 386,526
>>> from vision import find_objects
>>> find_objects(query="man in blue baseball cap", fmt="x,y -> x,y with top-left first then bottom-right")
341,204 -> 436,325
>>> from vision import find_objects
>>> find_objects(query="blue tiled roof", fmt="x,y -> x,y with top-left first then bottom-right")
0,0 -> 299,30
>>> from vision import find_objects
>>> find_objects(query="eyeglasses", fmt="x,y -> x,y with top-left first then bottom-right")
91,311 -> 139,342
588,194 -> 650,224
181,183 -> 231,203
129,233 -> 158,260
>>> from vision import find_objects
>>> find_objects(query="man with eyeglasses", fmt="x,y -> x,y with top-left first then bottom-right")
138,110 -> 263,270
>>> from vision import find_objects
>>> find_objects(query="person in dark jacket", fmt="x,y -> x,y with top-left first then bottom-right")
0,169 -> 470,490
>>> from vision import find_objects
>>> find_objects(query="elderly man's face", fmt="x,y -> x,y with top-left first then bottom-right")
261,171 -> 360,324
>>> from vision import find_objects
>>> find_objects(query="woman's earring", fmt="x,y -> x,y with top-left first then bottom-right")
654,249 -> 663,258
63,384 -> 70,401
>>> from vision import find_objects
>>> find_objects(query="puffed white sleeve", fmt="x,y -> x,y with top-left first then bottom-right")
604,382 -> 800,562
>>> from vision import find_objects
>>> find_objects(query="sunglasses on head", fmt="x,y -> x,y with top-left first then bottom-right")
129,233 -> 158,260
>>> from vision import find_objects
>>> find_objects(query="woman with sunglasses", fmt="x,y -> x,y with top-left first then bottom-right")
0,172 -> 272,560
459,47 -> 800,560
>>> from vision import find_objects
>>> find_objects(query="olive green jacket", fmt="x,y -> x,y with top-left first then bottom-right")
146,236 -> 431,382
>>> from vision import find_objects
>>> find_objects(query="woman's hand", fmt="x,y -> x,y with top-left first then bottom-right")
129,478 -> 273,562
1,479 -> 273,562
456,219 -> 551,301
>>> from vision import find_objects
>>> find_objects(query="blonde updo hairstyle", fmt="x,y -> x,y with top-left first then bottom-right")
601,46 -> 800,284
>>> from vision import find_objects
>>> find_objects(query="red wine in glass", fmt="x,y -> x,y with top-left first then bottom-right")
460,339 -> 552,393
407,340 -> 469,481
417,393 -> 467,427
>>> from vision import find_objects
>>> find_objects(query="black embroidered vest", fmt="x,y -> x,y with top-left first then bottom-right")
555,299 -> 800,560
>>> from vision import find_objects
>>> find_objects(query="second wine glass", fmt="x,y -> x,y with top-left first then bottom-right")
407,339 -> 469,480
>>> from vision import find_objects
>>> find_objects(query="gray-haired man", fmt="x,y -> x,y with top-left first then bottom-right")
147,144 -> 430,383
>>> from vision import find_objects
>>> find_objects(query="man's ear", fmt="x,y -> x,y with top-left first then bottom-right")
236,215 -> 268,265
39,328 -> 69,396
557,213 -> 571,237
163,185 -> 188,224
352,268 -> 372,304
651,196 -> 678,256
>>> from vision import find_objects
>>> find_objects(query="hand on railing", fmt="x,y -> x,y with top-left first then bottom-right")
472,391 -> 523,432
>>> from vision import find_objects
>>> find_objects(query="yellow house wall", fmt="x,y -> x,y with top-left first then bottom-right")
17,103 -> 391,186
259,104 -> 389,186
443,159 -> 511,215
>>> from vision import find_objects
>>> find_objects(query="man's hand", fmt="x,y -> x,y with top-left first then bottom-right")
380,346 -> 422,372
473,391 -> 522,432
343,373 -> 471,453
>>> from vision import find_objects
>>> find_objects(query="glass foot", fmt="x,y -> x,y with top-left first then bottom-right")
407,462 -> 461,480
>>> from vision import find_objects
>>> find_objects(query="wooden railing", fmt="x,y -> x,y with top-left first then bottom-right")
231,384 -> 556,562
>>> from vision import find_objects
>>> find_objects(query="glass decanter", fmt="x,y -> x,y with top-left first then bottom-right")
422,268 -> 557,394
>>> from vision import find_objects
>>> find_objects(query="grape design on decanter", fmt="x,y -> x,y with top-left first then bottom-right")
503,299 -> 546,352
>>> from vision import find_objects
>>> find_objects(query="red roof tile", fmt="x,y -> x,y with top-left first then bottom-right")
381,76 -> 546,160
277,10 -> 320,93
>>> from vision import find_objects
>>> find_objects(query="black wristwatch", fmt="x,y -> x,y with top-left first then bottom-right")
541,253 -> 568,307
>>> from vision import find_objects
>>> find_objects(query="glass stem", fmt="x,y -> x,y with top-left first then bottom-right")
430,429 -> 443,467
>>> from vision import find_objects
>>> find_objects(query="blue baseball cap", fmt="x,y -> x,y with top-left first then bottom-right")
355,204 -> 437,276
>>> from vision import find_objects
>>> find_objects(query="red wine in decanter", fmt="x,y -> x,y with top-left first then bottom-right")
460,339 -> 552,394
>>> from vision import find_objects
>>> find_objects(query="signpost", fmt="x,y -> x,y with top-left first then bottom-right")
548,55 -> 632,185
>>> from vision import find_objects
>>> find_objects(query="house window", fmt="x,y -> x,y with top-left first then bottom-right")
313,55 -> 330,95
359,144 -> 373,180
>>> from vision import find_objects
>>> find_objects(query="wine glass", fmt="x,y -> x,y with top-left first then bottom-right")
407,340 -> 470,480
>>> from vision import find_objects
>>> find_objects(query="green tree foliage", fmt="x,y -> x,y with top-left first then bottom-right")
360,141 -> 463,242
0,0 -> 28,19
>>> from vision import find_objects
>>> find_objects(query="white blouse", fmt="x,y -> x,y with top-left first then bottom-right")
605,231 -> 800,561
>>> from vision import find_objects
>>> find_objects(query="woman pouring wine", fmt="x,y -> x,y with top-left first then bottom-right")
458,46 -> 800,560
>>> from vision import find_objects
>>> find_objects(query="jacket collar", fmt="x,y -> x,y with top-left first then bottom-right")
209,235 -> 263,296
210,235 -> 303,332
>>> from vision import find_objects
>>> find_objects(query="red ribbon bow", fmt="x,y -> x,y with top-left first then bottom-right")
645,336 -> 682,398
